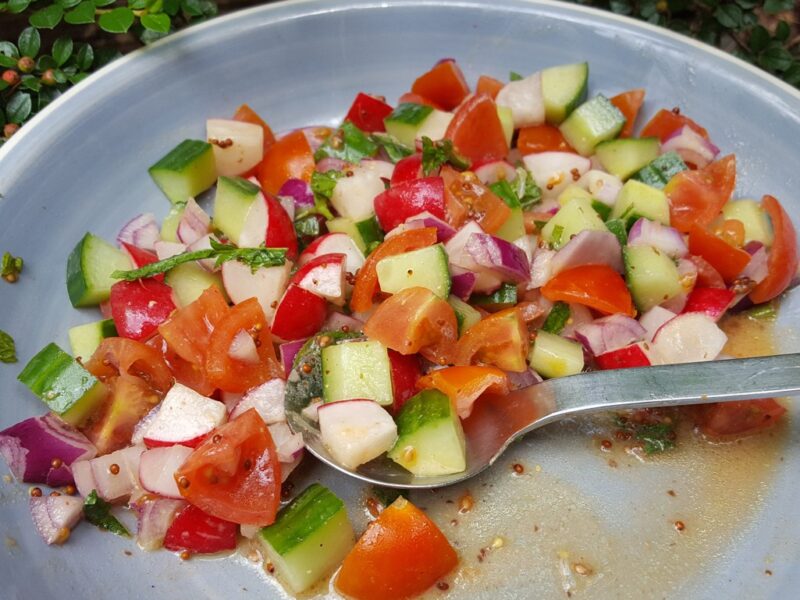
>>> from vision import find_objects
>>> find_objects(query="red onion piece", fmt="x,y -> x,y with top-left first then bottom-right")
0,415 -> 97,484
406,212 -> 457,242
529,247 -> 556,289
451,270 -> 477,301
278,178 -> 315,209
662,126 -> 720,169
315,157 -> 348,172
573,314 -> 646,356
741,241 -> 768,284
628,218 -> 688,258
280,338 -> 309,375
176,198 -> 211,246
550,230 -> 623,276
117,213 -> 160,251
30,495 -> 83,545
231,379 -> 287,424
505,368 -> 543,391
135,497 -> 186,551
466,233 -> 531,283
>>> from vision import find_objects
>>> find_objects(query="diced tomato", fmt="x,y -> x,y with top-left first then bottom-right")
665,155 -> 737,233
336,497 -> 458,600
516,124 -> 573,154
391,153 -> 423,186
397,92 -> 443,110
257,129 -> 315,195
344,92 -> 393,133
388,350 -> 422,413
374,176 -> 446,231
750,195 -> 799,304
109,279 -> 176,342
595,343 -> 652,370
476,74 -> 504,100
453,308 -> 529,372
158,286 -> 229,365
350,228 -> 438,313
417,365 -> 509,419
205,298 -> 282,393
411,60 -> 470,111
716,218 -> 746,248
610,89 -> 645,138
694,399 -> 786,437
264,193 -> 299,260
444,94 -> 509,165
440,165 -> 510,233
541,265 -> 636,317
175,409 -> 281,526
150,334 -> 216,396
233,103 -> 277,153
271,284 -> 328,341
640,108 -> 709,142
688,225 -> 751,283
85,338 -> 173,394
121,242 -> 163,282
682,287 -> 735,321
363,287 -> 458,365
690,255 -> 726,289
163,504 -> 238,554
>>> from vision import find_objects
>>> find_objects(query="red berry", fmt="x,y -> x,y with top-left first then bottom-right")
3,123 -> 20,139
2,70 -> 20,86
41,69 -> 56,86
17,57 -> 35,74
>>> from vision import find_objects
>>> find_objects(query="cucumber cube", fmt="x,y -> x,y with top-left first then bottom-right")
722,199 -> 774,246
68,319 -> 117,361
321,341 -> 393,406
594,137 -> 660,180
448,295 -> 481,336
66,233 -> 133,308
541,198 -> 607,249
632,151 -> 687,189
387,390 -> 466,476
497,105 -> 514,146
556,184 -> 593,207
213,176 -> 261,246
384,103 -> 434,148
164,262 -> 227,307
559,95 -> 625,156
160,202 -> 185,243
610,180 -> 670,226
375,244 -> 450,298
541,62 -> 589,124
623,245 -> 683,312
528,331 -> 584,378
18,343 -> 108,427
149,140 -> 217,205
470,282 -> 518,310
327,216 -> 384,252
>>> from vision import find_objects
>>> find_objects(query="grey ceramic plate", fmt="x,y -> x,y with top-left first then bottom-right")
1,1 -> 799,598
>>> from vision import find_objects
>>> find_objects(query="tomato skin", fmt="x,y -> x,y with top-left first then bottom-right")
374,176 -> 446,231
163,504 -> 238,554
271,284 -> 328,341
444,94 -> 509,165
345,92 -> 393,133
350,227 -> 438,313
257,130 -> 315,195
397,92 -> 444,110
516,124 -> 573,154
688,224 -> 751,283
109,279 -> 176,342
158,286 -> 229,365
233,103 -> 276,153
750,195 -> 799,304
610,89 -> 645,138
84,337 -> 173,394
440,165 -> 510,233
690,255 -> 726,289
411,60 -> 470,111
641,108 -> 709,142
476,74 -> 504,99
150,334 -> 216,396
388,350 -> 422,413
681,287 -> 735,321
454,308 -> 530,372
264,193 -> 299,260
121,242 -> 163,281
595,344 -> 651,370
542,265 -> 636,317
336,497 -> 458,600
665,155 -> 736,233
176,409 -> 281,526
391,153 -> 423,186
417,365 -> 509,419
694,399 -> 786,437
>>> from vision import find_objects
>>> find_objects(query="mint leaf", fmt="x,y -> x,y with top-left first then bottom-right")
310,169 -> 344,201
541,302 -> 570,334
0,330 -> 17,363
313,121 -> 378,164
420,136 -> 470,175
514,167 -> 542,210
509,71 -> 523,81
83,490 -> 130,537
370,132 -> 413,164
2,251 -> 23,282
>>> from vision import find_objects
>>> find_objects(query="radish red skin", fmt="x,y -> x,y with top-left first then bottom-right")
391,154 -> 423,186
271,284 -> 327,340
264,194 -> 299,260
110,279 -> 176,341
595,344 -> 652,370
374,177 -> 446,231
681,287 -> 735,322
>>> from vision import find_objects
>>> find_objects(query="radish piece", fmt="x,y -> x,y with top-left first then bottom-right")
445,221 -> 504,293
301,400 -> 323,423
628,218 -> 688,258
318,400 -> 398,470
229,329 -> 260,364
577,170 -> 622,206
90,445 -> 145,501
131,404 -> 161,446
135,497 -> 186,551
30,495 -> 83,545
573,314 -> 646,356
71,459 -> 96,498
550,230 -> 623,275
220,392 -> 243,415
523,152 -> 591,199
280,450 -> 304,483
271,284 -> 328,341
176,197 -> 211,246
322,311 -> 364,333
495,72 -> 545,128
222,260 -> 291,322
291,253 -> 346,305
331,167 -> 385,221
207,118 -> 264,177
651,313 -> 728,364
267,422 -> 305,462
474,160 -> 517,186
154,240 -> 186,261
138,445 -> 193,499
117,213 -> 160,251
359,159 -> 395,180
595,342 -> 653,370
299,232 -> 366,276
639,306 -> 677,342
140,383 -> 226,448
230,379 -> 286,424
681,287 -> 736,322
316,157 -> 348,172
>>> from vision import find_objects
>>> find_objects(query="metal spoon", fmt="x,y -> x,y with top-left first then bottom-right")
286,353 -> 800,489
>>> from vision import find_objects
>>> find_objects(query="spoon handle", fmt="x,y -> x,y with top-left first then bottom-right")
540,353 -> 800,424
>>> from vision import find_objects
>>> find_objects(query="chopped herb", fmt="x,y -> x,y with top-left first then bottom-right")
308,170 -> 342,220
364,240 -> 382,256
0,329 -> 17,363
509,71 -> 523,81
1,251 -> 23,283
371,132 -> 414,163
615,416 -> 676,455
112,239 -> 287,281
371,486 -> 408,508
514,167 -> 542,210
533,219 -> 549,231
551,225 -> 565,247
744,302 -> 778,321
420,136 -> 470,175
83,490 -> 130,537
314,121 -> 378,164
605,219 -> 628,245
489,179 -> 519,209
541,302 -> 570,334
294,214 -> 324,252
591,199 -> 612,221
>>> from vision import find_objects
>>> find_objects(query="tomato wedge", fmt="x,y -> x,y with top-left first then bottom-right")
388,349 -> 422,413
750,195 -> 799,304
517,124 -> 573,154
158,286 -> 229,365
688,224 -> 751,283
373,176 -> 446,231
440,165 -> 510,233
85,337 -> 173,393
417,365 -> 509,419
163,504 -> 238,554
391,153 -> 423,186
476,74 -> 504,99
694,399 -> 786,437
610,89 -> 645,138
411,60 -> 470,111
444,94 -> 509,165
641,108 -> 709,142
175,409 -> 281,526
205,298 -> 282,393
363,287 -> 458,365
154,335 -> 216,396
344,92 -> 393,133
454,308 -> 529,372
664,154 -> 737,233
257,129 -> 315,195
350,228 -> 438,313
542,265 -> 635,316
233,103 -> 276,153
336,497 -> 458,600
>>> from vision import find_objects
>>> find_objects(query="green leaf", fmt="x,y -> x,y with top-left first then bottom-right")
52,37 -> 73,67
514,167 -> 542,210
749,26 -> 769,53
609,0 -> 632,15
370,132 -> 413,163
20,75 -> 41,92
774,20 -> 790,43
18,27 -> 40,58
8,0 -> 31,14
0,55 -> 17,68
64,0 -> 96,25
0,42 -> 20,60
37,87 -> 59,110
310,169 -> 344,201
52,69 -> 67,84
763,0 -> 793,14
74,43 -> 94,70
713,3 -> 742,29
141,13 -> 171,33
0,329 -> 17,363
783,61 -> 800,87
733,0 -> 757,7
1,251 -> 23,283
6,92 -> 32,124
56,0 -> 83,8
98,7 -> 135,33
162,0 -> 179,15
83,491 -> 130,537
420,136 -> 470,175
313,121 -> 378,164
94,47 -> 122,69
760,45 -> 793,72
93,0 -> 116,6
128,0 -> 148,8
29,4 -> 64,29
68,72 -> 90,85
36,55 -> 57,70
509,71 -> 523,81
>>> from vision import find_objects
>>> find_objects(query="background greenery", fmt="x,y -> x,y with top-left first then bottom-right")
0,0 -> 798,144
